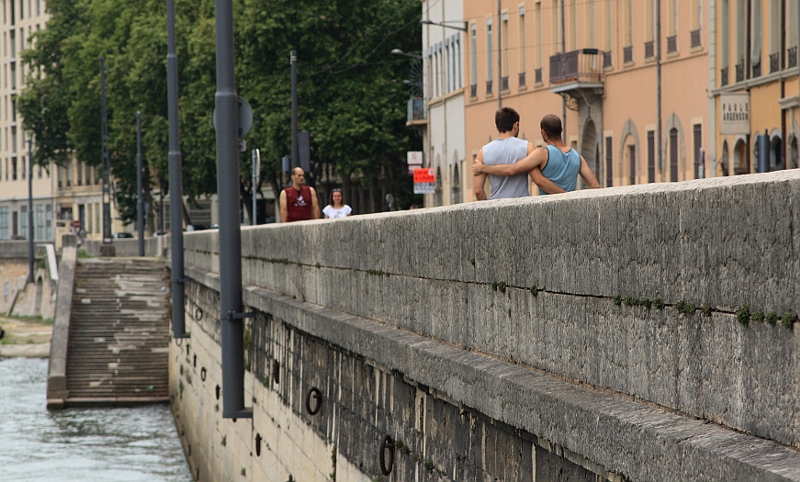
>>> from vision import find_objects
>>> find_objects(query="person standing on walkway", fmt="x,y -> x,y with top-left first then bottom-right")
474,107 -> 563,200
473,114 -> 600,194
322,189 -> 352,219
279,167 -> 321,222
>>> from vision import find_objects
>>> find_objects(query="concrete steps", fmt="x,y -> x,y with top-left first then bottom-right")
64,258 -> 170,407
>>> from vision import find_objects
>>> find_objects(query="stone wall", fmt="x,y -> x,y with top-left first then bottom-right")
175,170 -> 800,482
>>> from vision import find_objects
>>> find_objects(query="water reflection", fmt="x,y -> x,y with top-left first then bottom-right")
0,357 -> 191,482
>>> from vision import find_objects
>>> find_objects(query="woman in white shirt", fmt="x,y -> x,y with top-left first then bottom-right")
322,189 -> 352,219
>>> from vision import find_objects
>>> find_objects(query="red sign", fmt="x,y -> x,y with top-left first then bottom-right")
413,168 -> 435,183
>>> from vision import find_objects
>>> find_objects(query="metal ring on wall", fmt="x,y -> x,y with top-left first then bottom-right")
379,434 -> 394,476
200,367 -> 207,382
305,387 -> 322,415
195,307 -> 203,321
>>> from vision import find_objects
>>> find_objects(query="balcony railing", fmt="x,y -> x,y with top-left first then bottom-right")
769,52 -> 780,73
535,68 -> 543,84
623,46 -> 633,64
549,48 -> 603,85
666,35 -> 677,53
500,76 -> 509,92
406,97 -> 425,123
486,79 -> 493,95
720,67 -> 729,87
789,47 -> 798,68
470,83 -> 478,98
690,29 -> 702,48
644,40 -> 654,59
736,62 -> 745,82
603,50 -> 612,68
518,71 -> 526,88
752,61 -> 761,78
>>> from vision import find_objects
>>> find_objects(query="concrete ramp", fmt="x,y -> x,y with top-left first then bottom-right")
59,258 -> 170,407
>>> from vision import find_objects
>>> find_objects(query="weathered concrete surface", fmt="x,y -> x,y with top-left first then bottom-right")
81,237 -> 165,257
178,270 -> 800,482
46,234 -> 77,405
183,170 -> 800,449
0,342 -> 51,358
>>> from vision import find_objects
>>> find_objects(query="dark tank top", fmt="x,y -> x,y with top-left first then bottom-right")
285,185 -> 313,222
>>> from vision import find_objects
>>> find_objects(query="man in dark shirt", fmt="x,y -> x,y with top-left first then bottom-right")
279,167 -> 321,222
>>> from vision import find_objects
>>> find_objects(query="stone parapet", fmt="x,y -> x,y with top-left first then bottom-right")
46,235 -> 77,407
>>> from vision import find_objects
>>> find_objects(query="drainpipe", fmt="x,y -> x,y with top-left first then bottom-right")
498,0 -> 502,109
561,0 -> 566,140
657,0 -> 663,176
214,0 -> 252,420
166,0 -> 188,339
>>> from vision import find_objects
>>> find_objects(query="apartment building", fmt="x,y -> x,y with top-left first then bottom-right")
0,0 -> 55,241
461,0 -> 711,200
711,0 -> 800,175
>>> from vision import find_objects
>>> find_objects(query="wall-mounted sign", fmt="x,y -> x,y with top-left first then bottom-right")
407,151 -> 423,175
413,168 -> 436,194
720,93 -> 750,135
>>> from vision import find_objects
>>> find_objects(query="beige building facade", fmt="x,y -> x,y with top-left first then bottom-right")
462,0 -> 711,202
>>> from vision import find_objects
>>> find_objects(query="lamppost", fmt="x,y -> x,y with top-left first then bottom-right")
420,19 -> 467,32
27,138 -> 33,284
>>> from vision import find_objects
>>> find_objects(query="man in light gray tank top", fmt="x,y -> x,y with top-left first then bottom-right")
474,108 -> 563,200
474,114 -> 600,195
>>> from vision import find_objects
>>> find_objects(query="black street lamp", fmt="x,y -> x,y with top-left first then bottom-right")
391,49 -> 422,60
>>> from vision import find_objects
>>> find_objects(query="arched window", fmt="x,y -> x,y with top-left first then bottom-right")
451,163 -> 461,204
734,139 -> 749,174
789,136 -> 798,169
434,166 -> 443,207
769,135 -> 783,171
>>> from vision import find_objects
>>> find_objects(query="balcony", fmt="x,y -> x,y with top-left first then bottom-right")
518,72 -> 526,88
486,79 -> 493,95
500,76 -> 509,92
690,29 -> 702,48
470,83 -> 478,98
666,35 -> 677,54
623,46 -> 633,64
752,61 -> 761,78
644,40 -> 654,59
406,97 -> 426,125
736,62 -> 745,82
769,52 -> 780,73
534,68 -> 542,84
720,67 -> 729,87
549,49 -> 604,97
789,47 -> 798,68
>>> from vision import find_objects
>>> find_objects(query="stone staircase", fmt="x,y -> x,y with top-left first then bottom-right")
64,257 -> 170,407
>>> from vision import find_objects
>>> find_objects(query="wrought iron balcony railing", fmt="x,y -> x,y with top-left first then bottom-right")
518,72 -> 526,88
549,48 -> 603,85
752,61 -> 761,78
769,52 -> 780,73
789,47 -> 798,68
720,67 -> 729,87
470,83 -> 478,98
603,50 -> 612,68
690,29 -> 702,48
667,35 -> 677,53
735,62 -> 745,82
534,68 -> 543,84
644,40 -> 654,59
623,46 -> 633,64
486,79 -> 493,95
500,76 -> 509,92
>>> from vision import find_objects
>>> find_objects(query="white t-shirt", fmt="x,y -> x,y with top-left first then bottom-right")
323,205 -> 352,219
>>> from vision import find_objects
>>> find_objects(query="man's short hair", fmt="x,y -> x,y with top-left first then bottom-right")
540,114 -> 562,140
495,107 -> 520,133
291,167 -> 304,176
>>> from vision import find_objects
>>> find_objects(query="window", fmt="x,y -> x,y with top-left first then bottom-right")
501,12 -> 509,90
751,0 -> 762,77
693,124 -> 702,179
768,0 -> 780,72
551,0 -> 560,52
570,0 -> 577,51
721,0 -> 730,81
456,37 -> 462,89
445,40 -> 451,93
470,23 -> 477,94
669,128 -> 679,181
77,160 -> 83,185
35,204 -> 43,240
20,204 -> 26,236
535,1 -> 543,73
691,0 -> 703,45
789,1 -> 798,67
18,0 -> 22,20
0,206 -> 9,239
519,6 -> 527,80
11,157 -> 16,179
627,144 -> 636,185
588,0 -> 596,47
486,18 -> 493,94
21,155 -> 24,179
624,0 -> 633,47
45,204 -> 52,240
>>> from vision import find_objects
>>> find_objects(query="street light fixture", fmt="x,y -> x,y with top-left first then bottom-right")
420,19 -> 468,32
391,49 -> 423,60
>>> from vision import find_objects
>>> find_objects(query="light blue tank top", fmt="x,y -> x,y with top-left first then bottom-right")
482,137 -> 530,199
540,145 -> 581,195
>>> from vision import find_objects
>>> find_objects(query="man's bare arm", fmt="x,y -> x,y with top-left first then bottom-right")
310,187 -> 322,219
529,168 -> 566,194
579,157 -> 601,189
279,190 -> 288,223
474,147 -> 548,177
473,149 -> 488,200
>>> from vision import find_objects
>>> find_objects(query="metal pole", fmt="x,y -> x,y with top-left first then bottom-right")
291,50 -> 298,169
561,0 -> 566,141
27,138 -> 33,284
657,0 -> 663,176
101,57 -> 112,244
167,0 -> 187,338
252,149 -> 259,225
497,0 -> 502,109
136,112 -> 144,256
215,0 -> 250,419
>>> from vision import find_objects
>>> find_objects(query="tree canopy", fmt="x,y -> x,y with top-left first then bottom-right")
19,0 -> 422,224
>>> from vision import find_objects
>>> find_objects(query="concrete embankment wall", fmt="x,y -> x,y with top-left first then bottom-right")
81,237 -> 165,257
174,170 -> 800,482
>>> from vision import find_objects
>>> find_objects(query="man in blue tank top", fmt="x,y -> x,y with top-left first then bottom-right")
473,114 -> 600,195
474,108 -> 564,200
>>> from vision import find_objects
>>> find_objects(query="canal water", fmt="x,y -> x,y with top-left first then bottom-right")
0,357 -> 192,482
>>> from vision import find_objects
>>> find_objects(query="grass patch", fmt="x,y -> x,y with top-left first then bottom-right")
676,300 -> 696,316
766,312 -> 778,326
735,305 -> 750,326
750,310 -> 764,323
77,249 -> 92,258
781,312 -> 797,330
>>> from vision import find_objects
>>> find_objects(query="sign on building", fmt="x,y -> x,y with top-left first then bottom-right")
407,151 -> 423,175
413,168 -> 436,194
720,93 -> 750,135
